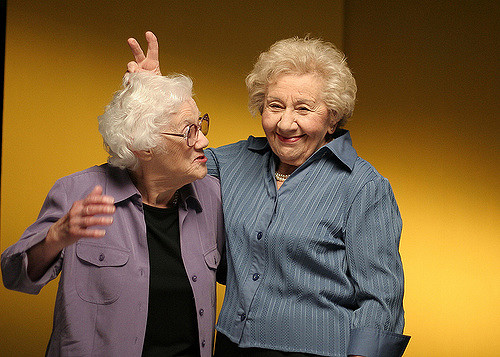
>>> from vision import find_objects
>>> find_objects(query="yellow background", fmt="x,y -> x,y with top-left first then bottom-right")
1,1 -> 498,356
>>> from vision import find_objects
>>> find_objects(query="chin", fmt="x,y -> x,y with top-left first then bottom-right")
276,152 -> 303,166
195,167 -> 208,180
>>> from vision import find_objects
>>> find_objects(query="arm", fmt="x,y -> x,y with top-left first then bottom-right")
2,185 -> 115,291
27,185 -> 115,281
205,148 -> 221,179
127,31 -> 161,74
345,178 -> 410,357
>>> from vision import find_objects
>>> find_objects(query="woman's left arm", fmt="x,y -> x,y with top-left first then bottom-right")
344,178 -> 410,357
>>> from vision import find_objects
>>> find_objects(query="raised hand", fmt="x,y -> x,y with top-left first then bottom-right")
127,31 -> 161,75
27,185 -> 116,281
49,185 -> 115,247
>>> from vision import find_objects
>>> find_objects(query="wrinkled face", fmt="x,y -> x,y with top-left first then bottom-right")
154,98 -> 209,184
261,73 -> 337,168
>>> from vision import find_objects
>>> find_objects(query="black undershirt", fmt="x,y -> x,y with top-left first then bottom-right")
142,204 -> 199,357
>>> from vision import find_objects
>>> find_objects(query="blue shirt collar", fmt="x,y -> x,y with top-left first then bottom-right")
246,129 -> 357,172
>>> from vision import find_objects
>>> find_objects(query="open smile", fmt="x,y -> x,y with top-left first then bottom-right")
276,133 -> 305,143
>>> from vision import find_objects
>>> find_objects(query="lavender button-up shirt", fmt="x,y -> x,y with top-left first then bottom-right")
1,164 -> 224,357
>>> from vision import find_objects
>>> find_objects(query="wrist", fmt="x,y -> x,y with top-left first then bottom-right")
45,222 -> 69,253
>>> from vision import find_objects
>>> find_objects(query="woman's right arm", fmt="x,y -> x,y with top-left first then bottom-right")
1,185 -> 115,291
26,185 -> 115,281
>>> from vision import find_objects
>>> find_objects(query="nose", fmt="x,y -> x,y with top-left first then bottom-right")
276,109 -> 298,132
194,131 -> 209,149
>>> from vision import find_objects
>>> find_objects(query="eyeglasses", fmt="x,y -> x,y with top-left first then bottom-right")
161,113 -> 209,147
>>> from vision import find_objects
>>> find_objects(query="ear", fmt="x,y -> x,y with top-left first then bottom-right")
133,149 -> 153,161
327,110 -> 340,134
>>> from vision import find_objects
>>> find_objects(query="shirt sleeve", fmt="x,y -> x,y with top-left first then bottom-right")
344,178 -> 410,356
214,175 -> 227,285
1,179 -> 68,294
205,148 -> 221,179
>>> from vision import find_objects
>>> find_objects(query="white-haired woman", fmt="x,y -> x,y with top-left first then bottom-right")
128,33 -> 410,357
1,72 -> 224,357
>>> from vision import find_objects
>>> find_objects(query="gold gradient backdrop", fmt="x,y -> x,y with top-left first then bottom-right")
1,1 -> 498,356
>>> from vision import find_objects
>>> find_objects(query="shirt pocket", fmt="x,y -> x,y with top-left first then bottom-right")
75,242 -> 130,305
203,246 -> 220,270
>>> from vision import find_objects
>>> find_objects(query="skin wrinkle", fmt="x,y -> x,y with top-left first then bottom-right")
262,73 -> 338,176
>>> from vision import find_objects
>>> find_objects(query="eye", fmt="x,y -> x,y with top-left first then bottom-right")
297,106 -> 311,113
268,103 -> 283,109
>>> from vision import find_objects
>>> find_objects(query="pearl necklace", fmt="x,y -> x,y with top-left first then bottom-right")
275,171 -> 290,182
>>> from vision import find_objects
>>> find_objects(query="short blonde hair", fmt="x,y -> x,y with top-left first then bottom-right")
98,72 -> 193,170
246,37 -> 357,127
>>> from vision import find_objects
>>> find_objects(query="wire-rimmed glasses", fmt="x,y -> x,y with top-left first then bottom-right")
161,113 -> 209,147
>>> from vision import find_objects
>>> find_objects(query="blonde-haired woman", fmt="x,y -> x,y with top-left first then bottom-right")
128,32 -> 410,357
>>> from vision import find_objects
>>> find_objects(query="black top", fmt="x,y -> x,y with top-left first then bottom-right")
142,204 -> 199,357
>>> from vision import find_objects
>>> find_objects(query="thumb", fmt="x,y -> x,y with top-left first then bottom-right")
127,61 -> 140,73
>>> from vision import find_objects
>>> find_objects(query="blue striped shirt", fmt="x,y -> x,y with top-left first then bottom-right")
207,130 -> 410,356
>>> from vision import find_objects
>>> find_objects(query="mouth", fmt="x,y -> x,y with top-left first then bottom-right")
276,133 -> 304,143
194,154 -> 208,163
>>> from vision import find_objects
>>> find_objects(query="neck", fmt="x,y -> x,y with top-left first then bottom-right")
277,162 -> 297,176
130,167 -> 181,208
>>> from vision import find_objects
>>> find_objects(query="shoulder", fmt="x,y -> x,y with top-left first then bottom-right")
193,174 -> 220,192
56,164 -> 108,182
337,157 -> 395,206
345,157 -> 398,210
51,164 -> 113,196
207,136 -> 267,156
350,156 -> 389,185
192,175 -> 221,204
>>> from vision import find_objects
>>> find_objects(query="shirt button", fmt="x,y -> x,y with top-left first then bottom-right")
240,313 -> 246,321
98,253 -> 105,261
192,275 -> 197,282
201,340 -> 206,348
257,232 -> 263,240
134,337 -> 138,344
199,309 -> 204,316
252,273 -> 260,281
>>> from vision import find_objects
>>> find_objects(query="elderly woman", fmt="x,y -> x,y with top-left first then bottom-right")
128,33 -> 410,356
1,72 -> 224,356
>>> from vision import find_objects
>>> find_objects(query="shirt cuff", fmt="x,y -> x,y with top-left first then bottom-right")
347,328 -> 410,357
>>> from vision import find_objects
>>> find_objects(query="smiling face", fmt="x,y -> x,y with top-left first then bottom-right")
152,98 -> 209,186
262,73 -> 337,170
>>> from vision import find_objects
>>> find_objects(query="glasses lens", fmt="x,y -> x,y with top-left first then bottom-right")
186,124 -> 198,147
199,114 -> 209,135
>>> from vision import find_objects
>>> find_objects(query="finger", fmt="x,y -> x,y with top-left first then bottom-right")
145,31 -> 159,62
81,202 -> 115,217
127,37 -> 146,63
89,185 -> 103,196
127,61 -> 139,73
79,215 -> 114,228
84,186 -> 114,205
69,227 -> 108,238
63,214 -> 112,239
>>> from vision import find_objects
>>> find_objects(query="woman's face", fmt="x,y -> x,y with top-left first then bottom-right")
152,98 -> 209,185
261,73 -> 337,168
